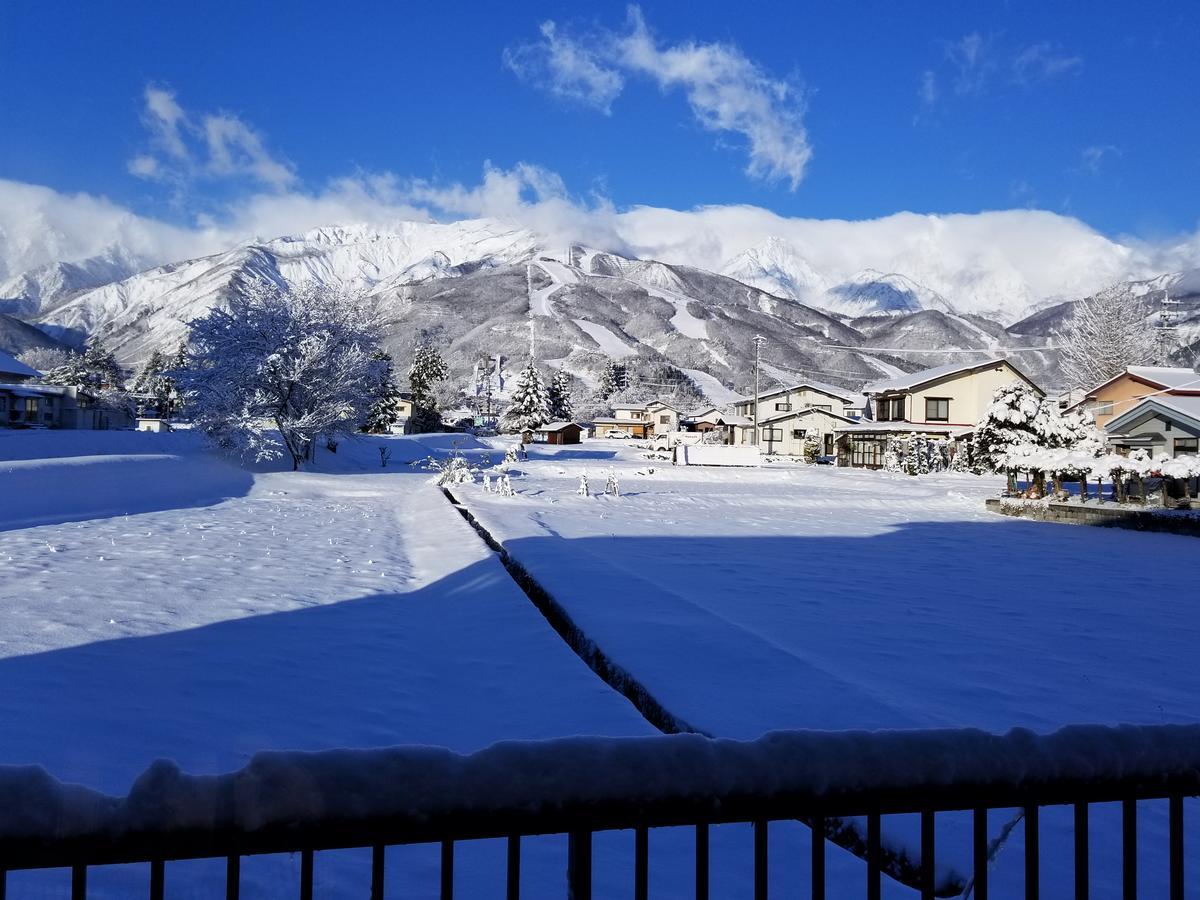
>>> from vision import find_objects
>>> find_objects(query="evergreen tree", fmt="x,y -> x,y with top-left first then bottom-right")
501,360 -> 551,433
363,350 -> 406,433
408,342 -> 449,434
548,370 -> 575,421
131,350 -> 177,417
596,360 -> 626,400
82,338 -> 123,389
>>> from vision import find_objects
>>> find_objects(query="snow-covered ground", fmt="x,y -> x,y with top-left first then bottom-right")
457,439 -> 1200,898
3,431 -> 1197,897
0,432 -> 662,898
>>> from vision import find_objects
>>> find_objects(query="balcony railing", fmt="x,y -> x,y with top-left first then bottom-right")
0,723 -> 1196,899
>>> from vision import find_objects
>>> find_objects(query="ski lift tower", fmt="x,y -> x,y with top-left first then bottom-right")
1157,287 -> 1182,364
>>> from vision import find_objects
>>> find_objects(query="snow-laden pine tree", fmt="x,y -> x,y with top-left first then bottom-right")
132,349 -> 176,417
362,350 -> 406,433
915,434 -> 931,475
883,437 -> 904,473
501,360 -> 551,433
548,370 -> 575,422
42,338 -> 122,390
408,342 -> 449,434
177,280 -> 381,470
596,360 -> 626,400
1057,285 -> 1157,390
972,382 -> 1103,475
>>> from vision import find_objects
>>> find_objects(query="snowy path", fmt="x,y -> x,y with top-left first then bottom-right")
682,368 -> 742,405
458,443 -> 1200,897
639,283 -> 709,339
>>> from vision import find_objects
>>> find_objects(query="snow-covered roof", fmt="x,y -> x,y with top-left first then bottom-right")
611,402 -> 649,411
0,349 -> 40,380
535,421 -> 582,432
863,357 -> 1037,395
592,417 -> 645,425
0,383 -> 67,398
1124,367 -> 1200,391
759,407 -> 856,426
1105,394 -> 1200,434
740,380 -> 860,405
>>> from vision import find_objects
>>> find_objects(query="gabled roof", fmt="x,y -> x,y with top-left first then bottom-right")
739,380 -> 860,405
645,399 -> 683,412
0,349 -> 40,380
863,357 -> 1040,395
611,402 -> 649,411
833,421 -> 962,435
535,421 -> 582,432
759,407 -> 856,426
1104,394 -> 1200,435
1079,366 -> 1200,402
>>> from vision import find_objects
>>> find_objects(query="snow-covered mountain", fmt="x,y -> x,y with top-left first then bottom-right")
719,237 -> 829,304
820,269 -> 956,318
0,245 -> 144,317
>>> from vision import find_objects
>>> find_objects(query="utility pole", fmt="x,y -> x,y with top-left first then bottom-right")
752,335 -> 766,446
1157,287 -> 1181,364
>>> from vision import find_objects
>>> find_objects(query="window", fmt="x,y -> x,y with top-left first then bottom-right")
876,397 -> 904,421
762,427 -> 783,442
824,434 -> 834,455
1175,438 -> 1198,457
811,404 -> 831,413
925,398 -> 950,422
774,402 -> 792,411
1097,401 -> 1114,417
659,414 -> 671,424
791,429 -> 806,440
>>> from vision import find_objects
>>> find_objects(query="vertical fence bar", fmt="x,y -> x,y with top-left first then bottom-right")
1075,802 -> 1088,900
226,855 -> 240,900
567,832 -> 591,900
71,865 -> 86,900
371,845 -> 385,900
1025,805 -> 1039,900
973,807 -> 988,900
507,835 -> 521,900
754,820 -> 768,900
635,826 -> 648,900
921,811 -> 935,900
811,816 -> 825,900
867,813 -> 881,900
150,859 -> 164,900
1123,799 -> 1136,900
441,840 -> 455,900
300,850 -> 314,900
1170,795 -> 1183,900
0,868 -> 5,900
695,823 -> 709,900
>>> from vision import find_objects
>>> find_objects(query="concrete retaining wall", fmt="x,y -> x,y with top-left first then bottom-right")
986,498 -> 1200,537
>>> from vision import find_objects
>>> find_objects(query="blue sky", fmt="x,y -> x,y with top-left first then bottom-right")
0,0 -> 1197,243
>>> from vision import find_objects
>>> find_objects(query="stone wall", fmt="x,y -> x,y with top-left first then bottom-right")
986,498 -> 1200,538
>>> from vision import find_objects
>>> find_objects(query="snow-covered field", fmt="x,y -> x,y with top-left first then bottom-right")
2,432 -> 1196,897
457,438 -> 1200,898
0,431 -> 660,898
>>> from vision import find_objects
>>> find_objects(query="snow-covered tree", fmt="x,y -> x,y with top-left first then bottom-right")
577,472 -> 589,496
408,342 -> 449,433
131,349 -> 177,417
17,347 -> 76,374
548,370 -> 575,421
914,434 -> 931,475
884,437 -> 904,473
605,471 -> 620,496
596,360 -> 627,400
41,337 -> 123,391
973,383 -> 1092,473
362,350 -> 406,433
501,360 -> 551,433
1057,285 -> 1157,390
176,280 -> 381,470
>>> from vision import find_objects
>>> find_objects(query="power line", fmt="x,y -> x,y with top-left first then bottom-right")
821,344 -> 1058,353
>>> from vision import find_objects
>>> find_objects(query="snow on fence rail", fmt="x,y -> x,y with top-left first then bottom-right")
1,723 -> 1197,899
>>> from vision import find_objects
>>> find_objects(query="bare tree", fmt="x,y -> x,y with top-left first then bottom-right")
1057,285 -> 1157,390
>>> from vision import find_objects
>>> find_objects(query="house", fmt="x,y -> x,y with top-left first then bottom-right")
0,382 -> 132,429
0,349 -> 40,384
733,380 -> 862,426
1103,394 -> 1200,458
756,407 -> 856,458
835,357 -> 1043,468
1069,366 -> 1200,429
680,407 -> 752,444
525,421 -> 583,445
593,400 -> 682,439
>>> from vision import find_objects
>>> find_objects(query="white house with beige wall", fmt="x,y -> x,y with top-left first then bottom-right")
835,357 -> 1043,468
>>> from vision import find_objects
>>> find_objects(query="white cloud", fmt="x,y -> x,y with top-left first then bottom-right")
945,32 -> 992,96
1012,42 -> 1083,84
5,166 -> 1197,317
1079,144 -> 1120,174
504,7 -> 812,190
918,70 -> 938,106
502,21 -> 624,113
128,85 -> 296,191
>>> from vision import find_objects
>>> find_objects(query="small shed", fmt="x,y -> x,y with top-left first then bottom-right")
136,417 -> 172,433
527,421 -> 583,445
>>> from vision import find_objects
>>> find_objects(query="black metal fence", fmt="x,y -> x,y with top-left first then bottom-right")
1,724 -> 1196,900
